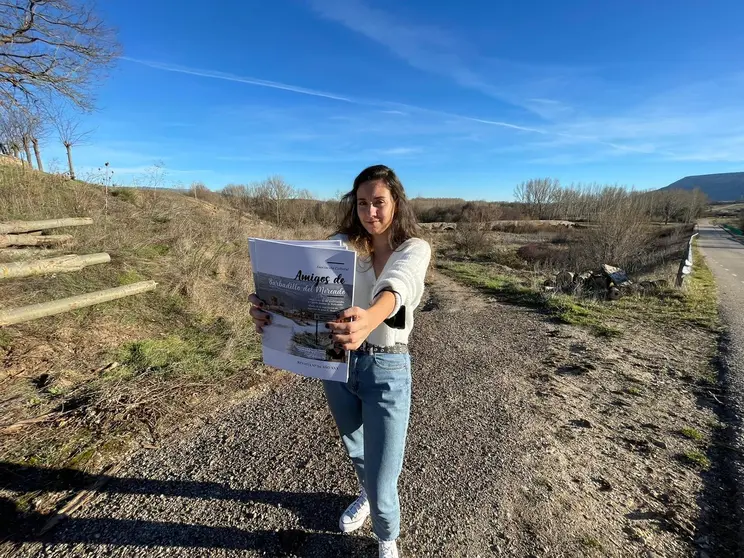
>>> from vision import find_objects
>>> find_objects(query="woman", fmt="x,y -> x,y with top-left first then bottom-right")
250,165 -> 431,558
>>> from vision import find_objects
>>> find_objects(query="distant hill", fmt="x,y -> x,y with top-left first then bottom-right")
663,172 -> 744,202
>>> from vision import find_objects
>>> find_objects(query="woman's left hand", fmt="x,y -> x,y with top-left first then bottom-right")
327,307 -> 371,351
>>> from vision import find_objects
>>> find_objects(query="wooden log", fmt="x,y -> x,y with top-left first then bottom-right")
0,234 -> 73,248
0,281 -> 157,327
1,253 -> 111,280
0,217 -> 93,234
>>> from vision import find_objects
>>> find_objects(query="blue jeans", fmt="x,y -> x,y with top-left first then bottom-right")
322,351 -> 412,542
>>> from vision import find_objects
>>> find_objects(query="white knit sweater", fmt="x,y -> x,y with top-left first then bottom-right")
331,235 -> 431,347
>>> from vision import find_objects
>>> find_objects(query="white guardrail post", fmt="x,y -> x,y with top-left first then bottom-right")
676,232 -> 699,287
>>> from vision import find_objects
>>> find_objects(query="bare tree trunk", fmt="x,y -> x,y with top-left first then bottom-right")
0,253 -> 110,280
0,217 -> 93,234
32,138 -> 44,171
65,142 -> 75,179
0,281 -> 157,327
11,146 -> 19,158
22,136 -> 34,170
0,234 -> 73,247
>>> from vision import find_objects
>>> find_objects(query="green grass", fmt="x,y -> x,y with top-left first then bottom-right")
114,319 -> 261,381
679,450 -> 711,470
0,329 -> 12,350
110,187 -> 138,203
679,427 -> 704,441
118,269 -> 145,285
682,242 -> 721,330
579,536 -> 604,550
439,261 -> 620,337
439,244 -> 719,338
134,243 -> 171,259
543,296 -> 621,338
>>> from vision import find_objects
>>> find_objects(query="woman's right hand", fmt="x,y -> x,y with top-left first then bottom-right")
249,293 -> 271,333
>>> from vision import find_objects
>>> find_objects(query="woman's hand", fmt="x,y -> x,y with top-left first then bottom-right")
327,307 -> 372,351
249,294 -> 271,333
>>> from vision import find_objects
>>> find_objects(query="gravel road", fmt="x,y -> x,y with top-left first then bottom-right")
697,222 -> 744,548
5,274 -> 551,557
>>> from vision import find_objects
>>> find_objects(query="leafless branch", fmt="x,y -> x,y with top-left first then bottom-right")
0,0 -> 120,111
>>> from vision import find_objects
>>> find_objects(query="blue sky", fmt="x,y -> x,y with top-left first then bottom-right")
45,0 -> 744,200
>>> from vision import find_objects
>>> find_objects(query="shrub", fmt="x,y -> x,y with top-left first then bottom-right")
459,201 -> 502,223
565,195 -> 654,271
188,181 -> 211,199
490,221 -> 544,234
110,187 -> 137,203
517,243 -> 559,265
453,224 -> 493,256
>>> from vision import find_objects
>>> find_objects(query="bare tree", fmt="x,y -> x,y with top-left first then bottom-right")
569,189 -> 654,271
31,134 -> 42,170
21,131 -> 32,167
652,190 -> 682,225
0,102 -> 37,166
254,175 -> 297,226
0,0 -> 120,111
683,188 -> 708,224
0,106 -> 22,161
460,201 -> 502,223
514,178 -> 560,219
51,109 -> 91,179
222,183 -> 252,223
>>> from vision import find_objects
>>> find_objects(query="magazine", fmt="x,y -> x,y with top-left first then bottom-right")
249,238 -> 356,382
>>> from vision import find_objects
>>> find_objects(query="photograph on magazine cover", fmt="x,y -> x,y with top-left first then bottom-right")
250,238 -> 356,382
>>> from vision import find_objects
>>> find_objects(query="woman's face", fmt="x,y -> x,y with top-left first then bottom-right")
356,179 -> 396,238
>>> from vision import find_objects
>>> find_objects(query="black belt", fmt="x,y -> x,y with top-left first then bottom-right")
356,342 -> 408,355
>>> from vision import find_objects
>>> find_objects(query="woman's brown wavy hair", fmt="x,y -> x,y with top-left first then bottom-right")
335,164 -> 421,256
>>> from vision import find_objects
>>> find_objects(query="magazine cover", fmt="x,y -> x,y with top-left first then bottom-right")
249,238 -> 356,382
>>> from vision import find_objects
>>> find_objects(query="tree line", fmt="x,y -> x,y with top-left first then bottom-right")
201,176 -> 706,230
513,178 -> 708,224
403,179 -> 707,225
0,0 -> 119,177
195,176 -> 337,228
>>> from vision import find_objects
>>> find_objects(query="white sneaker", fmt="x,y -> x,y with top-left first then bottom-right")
338,489 -> 370,533
379,539 -> 399,558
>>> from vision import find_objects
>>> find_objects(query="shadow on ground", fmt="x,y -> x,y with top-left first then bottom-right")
0,462 -> 375,557
692,330 -> 741,557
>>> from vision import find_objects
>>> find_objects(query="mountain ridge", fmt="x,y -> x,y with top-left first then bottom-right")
663,172 -> 743,201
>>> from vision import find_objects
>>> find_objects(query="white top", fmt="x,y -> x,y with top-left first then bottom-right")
331,235 -> 431,347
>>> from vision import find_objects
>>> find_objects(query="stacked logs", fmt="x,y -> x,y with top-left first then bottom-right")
0,218 -> 156,326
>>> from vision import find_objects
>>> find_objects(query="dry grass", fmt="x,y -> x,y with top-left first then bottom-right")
439,242 -> 718,339
0,166 -> 333,492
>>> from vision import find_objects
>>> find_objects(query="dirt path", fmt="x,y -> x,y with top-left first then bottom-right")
698,221 -> 744,549
2,271 -> 729,557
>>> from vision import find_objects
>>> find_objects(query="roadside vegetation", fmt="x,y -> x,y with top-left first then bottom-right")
0,166 -> 329,491
439,242 -> 717,339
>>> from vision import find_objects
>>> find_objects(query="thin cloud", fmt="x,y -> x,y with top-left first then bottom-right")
121,56 -> 554,135
122,56 -> 649,155
378,147 -> 423,156
122,57 -> 355,103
